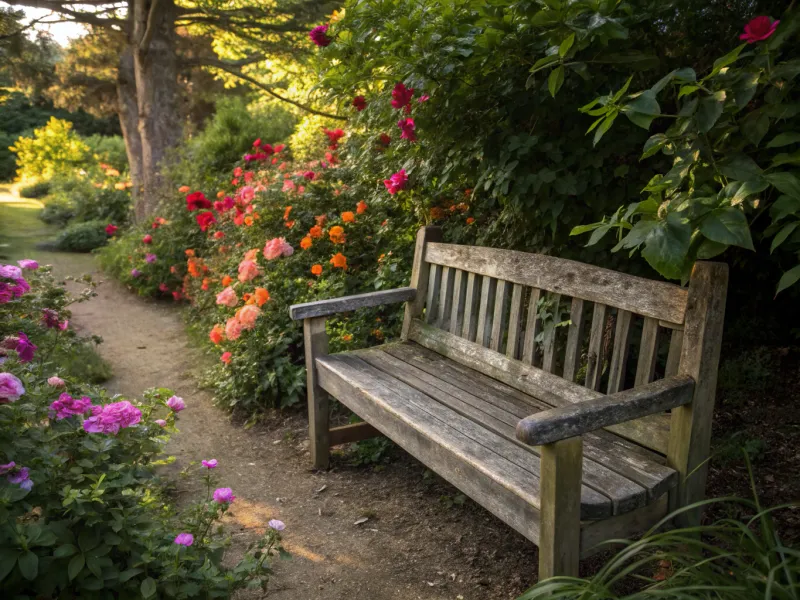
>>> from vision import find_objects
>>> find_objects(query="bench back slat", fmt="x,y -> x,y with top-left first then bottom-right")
425,242 -> 687,325
665,329 -> 684,377
490,280 -> 511,352
562,298 -> 585,382
450,269 -> 467,335
521,288 -> 542,364
462,272 -> 480,342
635,317 -> 661,387
506,283 -> 526,360
607,310 -> 633,394
584,303 -> 608,391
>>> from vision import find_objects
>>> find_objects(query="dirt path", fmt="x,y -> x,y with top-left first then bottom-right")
2,192 -> 539,599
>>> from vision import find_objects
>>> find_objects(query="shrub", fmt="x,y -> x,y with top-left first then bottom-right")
10,117 -> 90,181
39,196 -> 76,226
55,220 -> 109,252
84,134 -> 128,172
0,262 -> 286,597
18,181 -> 51,199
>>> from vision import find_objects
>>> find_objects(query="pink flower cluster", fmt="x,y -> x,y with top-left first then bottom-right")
309,24 -> 332,47
263,237 -> 293,260
0,372 -> 24,403
384,169 -> 408,195
50,393 -> 92,420
0,264 -> 30,304
83,400 -> 142,435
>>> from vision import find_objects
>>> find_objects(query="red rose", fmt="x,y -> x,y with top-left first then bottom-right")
186,191 -> 212,211
196,211 -> 217,232
142,234 -> 152,244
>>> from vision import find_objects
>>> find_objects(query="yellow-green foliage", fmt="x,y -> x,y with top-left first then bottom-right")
10,117 -> 90,181
288,114 -> 343,163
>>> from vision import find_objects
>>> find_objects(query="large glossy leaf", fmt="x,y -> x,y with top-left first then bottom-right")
765,172 -> 800,199
641,134 -> 667,159
141,576 -> 157,598
766,132 -> 800,147
776,264 -> 800,295
730,178 -> 768,205
548,65 -> 565,97
770,195 -> 800,222
68,553 -> 85,581
695,92 -> 726,133
641,214 -> 692,279
770,222 -> 799,253
699,207 -> 754,250
708,43 -> 747,77
17,552 -> 38,581
740,111 -> 769,146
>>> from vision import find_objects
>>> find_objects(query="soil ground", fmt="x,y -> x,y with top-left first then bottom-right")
2,186 -> 798,599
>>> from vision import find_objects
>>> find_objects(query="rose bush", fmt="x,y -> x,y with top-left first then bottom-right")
0,261 -> 286,597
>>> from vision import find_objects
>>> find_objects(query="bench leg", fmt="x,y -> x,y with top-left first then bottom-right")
538,436 -> 583,579
304,316 -> 330,469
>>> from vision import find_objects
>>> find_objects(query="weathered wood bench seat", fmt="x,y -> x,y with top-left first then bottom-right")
290,226 -> 727,580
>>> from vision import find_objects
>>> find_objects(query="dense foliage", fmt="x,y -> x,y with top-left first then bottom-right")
0,261 -> 286,597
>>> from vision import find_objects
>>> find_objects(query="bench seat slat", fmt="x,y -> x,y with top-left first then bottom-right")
383,343 -> 677,502
356,348 -> 649,514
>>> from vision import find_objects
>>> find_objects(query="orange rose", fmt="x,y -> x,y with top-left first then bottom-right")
244,216 -> 254,226
185,249 -> 195,257
342,334 -> 353,342
341,211 -> 355,223
329,226 -> 346,244
372,329 -> 384,340
179,185 -> 190,193
283,206 -> 292,220
221,275 -> 233,287
311,264 -> 323,276
300,236 -> 312,250
254,287 -> 270,306
209,324 -> 224,344
309,225 -> 323,239
330,252 -> 347,270
315,215 -> 327,227
285,220 -> 295,228
217,190 -> 225,198
356,201 -> 367,214
466,217 -> 475,224
201,277 -> 210,291
430,207 -> 446,219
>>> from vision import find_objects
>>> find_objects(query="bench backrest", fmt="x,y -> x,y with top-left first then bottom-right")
401,227 -> 727,458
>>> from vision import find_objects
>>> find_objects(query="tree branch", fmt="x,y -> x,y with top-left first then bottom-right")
138,0 -> 159,50
188,58 -> 346,121
1,0 -> 125,29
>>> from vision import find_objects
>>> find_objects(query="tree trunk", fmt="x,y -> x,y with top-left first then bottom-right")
117,46 -> 145,221
132,0 -> 181,217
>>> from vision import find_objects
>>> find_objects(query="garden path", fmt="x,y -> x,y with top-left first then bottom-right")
0,188 -> 540,600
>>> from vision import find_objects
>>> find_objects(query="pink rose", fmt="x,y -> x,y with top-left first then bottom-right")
383,169 -> 408,195
47,376 -> 66,387
225,317 -> 243,340
740,16 -> 779,43
0,372 -> 24,403
263,238 -> 293,260
237,260 -> 261,283
166,395 -> 185,412
216,286 -> 238,307
236,305 -> 261,330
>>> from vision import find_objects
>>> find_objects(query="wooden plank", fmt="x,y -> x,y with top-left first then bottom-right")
329,422 -> 382,446
385,343 -> 677,501
437,266 -> 455,330
424,243 -> 688,324
424,264 -> 443,325
635,317 -> 661,387
667,262 -> 728,527
607,310 -> 633,394
506,284 -> 525,360
402,226 -> 442,339
490,280 -> 511,352
521,288 -> 542,365
475,276 -> 497,347
449,269 -> 467,335
360,347 -> 647,515
291,288 -> 416,320
461,272 -> 481,342
517,376 -> 694,446
304,316 -> 330,469
316,354 -> 544,543
409,320 -> 671,454
665,329 -> 683,377
585,303 -> 608,391
539,436 -> 583,579
541,293 -> 562,373
562,297 -> 585,383
580,494 -> 669,557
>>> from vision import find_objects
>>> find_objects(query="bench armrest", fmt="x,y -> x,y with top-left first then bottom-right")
290,287 -> 416,321
515,375 -> 694,446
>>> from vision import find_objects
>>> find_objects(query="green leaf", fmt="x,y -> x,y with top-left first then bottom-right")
674,67 -> 697,82
696,92 -> 726,133
626,111 -> 655,130
617,219 -> 658,250
697,239 -> 728,259
741,112 -> 769,146
570,223 -> 604,236
558,33 -> 574,57
548,65 -> 565,98
733,71 -> 760,107
678,85 -> 699,99
730,179 -> 768,205
0,549 -> 18,582
18,551 -> 38,581
119,568 -> 143,582
708,43 -> 747,77
626,90 -> 660,115
641,134 -> 667,159
529,54 -> 560,74
141,576 -> 157,598
766,172 -> 800,199
593,112 -> 617,146
777,264 -> 800,295
53,544 -> 78,558
68,553 -> 85,581
78,529 -> 98,553
700,207 -> 754,250
641,213 -> 692,279
771,151 -> 800,167
766,132 -> 800,148
719,154 -> 762,181
770,195 -> 800,222
771,222 -> 799,253
587,223 -> 612,246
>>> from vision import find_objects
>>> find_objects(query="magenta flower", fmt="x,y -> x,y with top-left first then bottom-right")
1,332 -> 37,363
391,82 -> 414,111
41,308 -> 60,329
418,95 -> 430,103
47,376 -> 66,387
0,282 -> 13,304
155,419 -> 167,427
17,259 -> 38,270
0,462 -> 15,475
130,268 -> 142,278
397,118 -> 416,142
0,264 -> 22,279
268,519 -> 285,531
145,253 -> 157,264
8,466 -> 30,485
309,24 -> 332,47
105,224 -> 118,236
0,372 -> 24,403
83,400 -> 142,435
303,171 -> 315,180
202,459 -> 218,469
213,487 -> 236,503
383,169 -> 408,195
166,395 -> 185,412
50,393 -> 93,420
740,16 -> 779,43
10,278 -> 29,298
174,533 -> 194,546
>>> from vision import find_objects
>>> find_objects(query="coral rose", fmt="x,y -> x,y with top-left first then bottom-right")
329,226 -> 345,244
330,253 -> 347,270
311,264 -> 323,276
236,304 -> 261,330
356,201 -> 367,214
209,324 -> 224,344
221,352 -> 232,364
300,236 -> 313,250
341,211 -> 355,223
254,288 -> 270,306
225,317 -> 242,340
263,237 -> 293,260
237,259 -> 261,283
216,286 -> 238,307
309,225 -> 323,239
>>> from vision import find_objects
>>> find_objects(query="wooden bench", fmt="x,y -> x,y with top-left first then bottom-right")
289,226 -> 727,579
